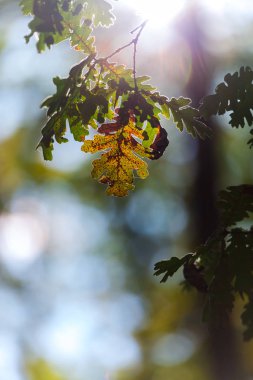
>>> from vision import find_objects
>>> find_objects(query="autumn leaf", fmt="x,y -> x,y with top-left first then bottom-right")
82,113 -> 151,196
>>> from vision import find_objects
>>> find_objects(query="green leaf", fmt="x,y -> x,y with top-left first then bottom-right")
38,54 -> 106,157
24,0 -> 66,51
41,76 -> 70,116
69,118 -> 89,141
85,0 -> 115,27
21,0 -> 114,52
69,22 -> 96,54
142,120 -> 159,149
168,97 -> 212,139
160,102 -> 170,119
54,116 -> 68,144
37,126 -> 54,160
78,94 -> 108,125
37,115 -> 68,160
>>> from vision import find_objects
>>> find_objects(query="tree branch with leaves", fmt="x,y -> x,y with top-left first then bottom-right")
20,0 -> 253,339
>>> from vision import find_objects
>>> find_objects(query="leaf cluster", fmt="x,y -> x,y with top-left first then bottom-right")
20,0 -> 211,195
39,59 -> 211,194
155,185 -> 253,339
20,0 -> 114,52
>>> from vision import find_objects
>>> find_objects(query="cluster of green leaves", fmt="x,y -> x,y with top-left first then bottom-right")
199,66 -> 253,147
155,185 -> 253,339
20,0 -> 114,52
21,0 -> 210,196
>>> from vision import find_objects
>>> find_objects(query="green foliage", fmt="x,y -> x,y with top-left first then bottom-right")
155,185 -> 253,339
199,66 -> 253,147
20,0 -> 114,52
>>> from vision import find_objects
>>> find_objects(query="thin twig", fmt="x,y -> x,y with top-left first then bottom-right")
100,20 -> 148,78
103,40 -> 135,61
132,21 -> 147,91
130,19 -> 148,34
133,40 -> 138,91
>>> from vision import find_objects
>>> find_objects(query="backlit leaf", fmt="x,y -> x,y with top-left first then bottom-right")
82,113 -> 151,196
21,0 -> 115,52
168,97 -> 212,139
85,0 -> 115,27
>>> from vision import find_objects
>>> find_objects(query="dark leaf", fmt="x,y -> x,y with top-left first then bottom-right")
168,97 -> 212,139
218,185 -> 253,227
199,66 -> 253,146
149,125 -> 169,160
154,254 -> 192,283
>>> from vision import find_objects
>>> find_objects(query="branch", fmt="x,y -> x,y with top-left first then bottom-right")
132,21 -> 147,91
101,20 -> 148,79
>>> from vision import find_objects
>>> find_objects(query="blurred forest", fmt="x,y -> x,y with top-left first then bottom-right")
0,1 -> 253,380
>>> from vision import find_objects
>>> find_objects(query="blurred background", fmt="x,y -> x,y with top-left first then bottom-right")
0,0 -> 253,379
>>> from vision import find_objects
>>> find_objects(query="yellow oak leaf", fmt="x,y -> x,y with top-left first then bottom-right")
81,117 -> 150,196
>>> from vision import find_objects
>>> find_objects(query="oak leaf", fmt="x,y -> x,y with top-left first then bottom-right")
82,114 -> 150,196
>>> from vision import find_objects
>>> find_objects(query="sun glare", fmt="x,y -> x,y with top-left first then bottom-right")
126,0 -> 187,28
125,0 -> 253,30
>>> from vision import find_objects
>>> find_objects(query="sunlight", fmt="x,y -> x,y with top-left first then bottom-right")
126,0 -> 187,28
205,0 -> 229,12
203,0 -> 253,22
125,0 -> 253,29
